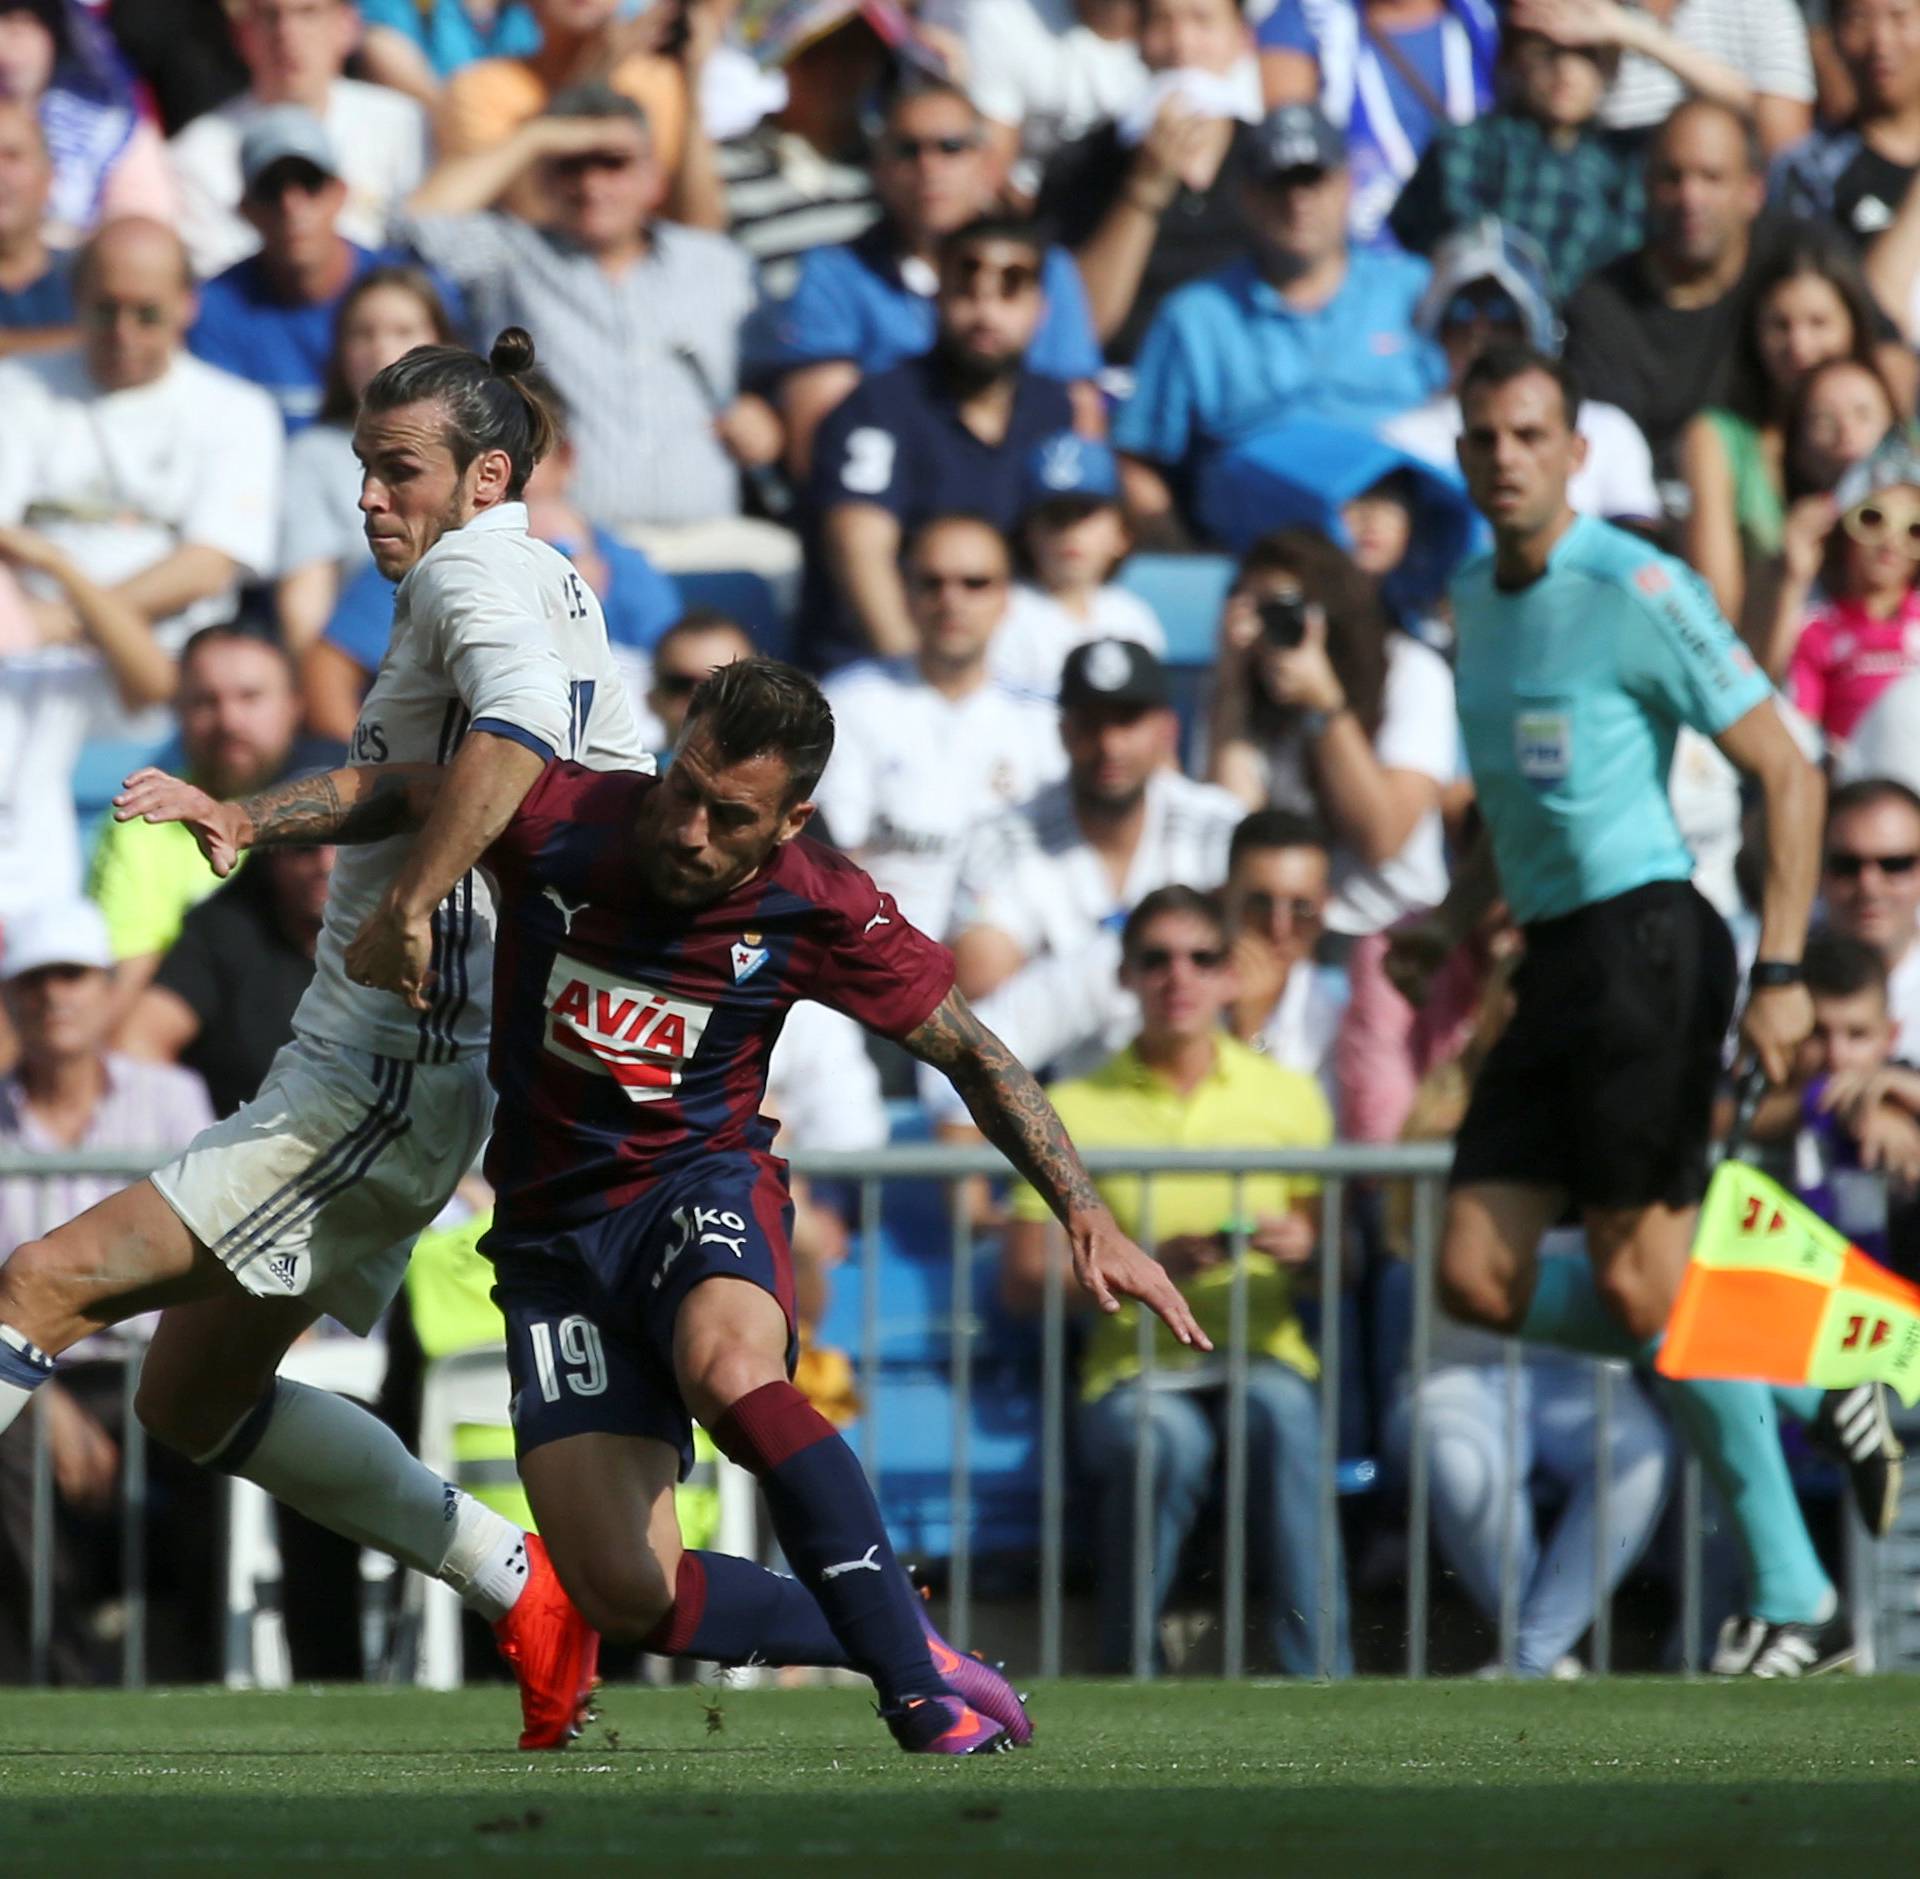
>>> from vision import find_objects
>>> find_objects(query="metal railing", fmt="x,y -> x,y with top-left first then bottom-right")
0,1142 -> 1761,1683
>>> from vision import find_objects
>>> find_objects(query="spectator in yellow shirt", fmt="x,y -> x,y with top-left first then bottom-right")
88,627 -> 308,1015
1001,884 -> 1350,1676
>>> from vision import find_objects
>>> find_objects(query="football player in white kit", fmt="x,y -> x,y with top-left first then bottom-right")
0,330 -> 639,1746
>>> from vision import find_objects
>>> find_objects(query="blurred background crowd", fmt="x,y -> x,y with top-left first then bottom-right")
4,0 -> 1920,1686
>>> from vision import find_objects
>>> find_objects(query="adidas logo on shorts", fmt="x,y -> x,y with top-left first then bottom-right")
265,1253 -> 300,1291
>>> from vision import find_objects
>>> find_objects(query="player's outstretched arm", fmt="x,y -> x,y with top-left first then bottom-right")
345,731 -> 548,1010
901,986 -> 1213,1350
113,763 -> 446,876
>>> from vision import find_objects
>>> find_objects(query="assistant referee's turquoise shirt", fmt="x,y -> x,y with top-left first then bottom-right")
1451,514 -> 1773,927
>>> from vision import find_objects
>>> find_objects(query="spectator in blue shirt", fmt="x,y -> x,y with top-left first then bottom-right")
188,107 -> 399,433
357,0 -> 542,106
744,77 -> 1104,481
1259,0 -> 1499,247
1114,102 -> 1443,544
806,215 -> 1094,667
0,100 -> 73,352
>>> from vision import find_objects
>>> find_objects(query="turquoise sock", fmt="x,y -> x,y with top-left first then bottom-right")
1516,1256 -> 1833,1625
1772,1384 -> 1823,1425
1517,1256 -> 1642,1361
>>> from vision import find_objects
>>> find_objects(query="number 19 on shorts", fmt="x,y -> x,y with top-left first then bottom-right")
528,1314 -> 608,1401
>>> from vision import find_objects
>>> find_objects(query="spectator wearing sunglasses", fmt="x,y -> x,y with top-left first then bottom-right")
397,85 -> 789,561
806,216 -> 1090,667
1219,809 -> 1343,1093
1782,440 -> 1920,750
1387,26 -> 1642,305
1818,778 -> 1920,1058
745,79 -> 1104,482
187,109 -> 414,434
816,514 -> 1063,939
1383,220 -> 1659,526
999,883 -> 1348,1678
640,610 -> 755,761
1112,102 -> 1442,546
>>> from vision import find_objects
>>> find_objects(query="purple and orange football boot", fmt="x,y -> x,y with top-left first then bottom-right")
882,1694 -> 1011,1755
914,1584 -> 1034,1747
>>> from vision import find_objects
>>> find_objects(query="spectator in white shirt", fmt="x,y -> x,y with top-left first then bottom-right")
819,514 -> 1064,938
1208,526 -> 1455,939
1220,808 -> 1344,1091
941,636 -> 1243,1089
993,439 -> 1167,702
1381,218 -> 1661,526
0,898 -> 215,1682
168,0 -> 430,278
0,218 -> 283,647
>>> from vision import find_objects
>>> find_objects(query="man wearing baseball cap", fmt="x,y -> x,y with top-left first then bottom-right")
188,107 -> 408,433
0,900 -> 214,1680
937,636 -> 1245,1091
1113,101 -> 1442,544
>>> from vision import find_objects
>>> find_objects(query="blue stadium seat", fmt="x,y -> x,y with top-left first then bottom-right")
1116,554 -> 1236,665
671,568 -> 793,661
73,731 -> 182,861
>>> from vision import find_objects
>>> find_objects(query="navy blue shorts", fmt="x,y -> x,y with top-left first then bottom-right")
484,1151 -> 797,1475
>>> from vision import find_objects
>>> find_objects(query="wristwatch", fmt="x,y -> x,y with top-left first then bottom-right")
1749,959 -> 1805,988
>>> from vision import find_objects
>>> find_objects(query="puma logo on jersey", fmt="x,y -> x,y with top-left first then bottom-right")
544,954 -> 712,1101
820,1544 -> 882,1579
864,911 -> 890,934
544,885 -> 592,935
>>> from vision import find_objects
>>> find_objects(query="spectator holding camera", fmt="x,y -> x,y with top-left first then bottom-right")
1000,885 -> 1348,1678
1208,528 -> 1453,942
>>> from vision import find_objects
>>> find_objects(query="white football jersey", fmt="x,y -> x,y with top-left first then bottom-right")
294,502 -> 650,1063
817,660 -> 1064,938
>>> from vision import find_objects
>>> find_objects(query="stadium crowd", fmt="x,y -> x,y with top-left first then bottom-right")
0,0 -> 1917,1684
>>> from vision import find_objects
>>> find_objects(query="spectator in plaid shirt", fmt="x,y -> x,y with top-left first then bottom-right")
1389,26 -> 1643,302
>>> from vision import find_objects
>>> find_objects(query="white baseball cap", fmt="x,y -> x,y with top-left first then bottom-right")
3,900 -> 113,980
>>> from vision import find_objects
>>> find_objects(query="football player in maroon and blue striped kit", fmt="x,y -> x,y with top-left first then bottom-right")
141,658 -> 1206,1754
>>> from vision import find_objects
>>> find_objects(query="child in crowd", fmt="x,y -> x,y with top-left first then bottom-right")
1785,441 -> 1920,753
1788,930 -> 1920,1284
991,437 -> 1166,700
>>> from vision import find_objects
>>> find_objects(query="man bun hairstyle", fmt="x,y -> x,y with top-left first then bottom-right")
683,657 -> 837,804
361,326 -> 558,498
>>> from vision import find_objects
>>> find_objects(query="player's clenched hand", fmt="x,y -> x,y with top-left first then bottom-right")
1741,983 -> 1815,1088
1067,1209 -> 1213,1350
345,898 -> 437,1010
111,767 -> 252,876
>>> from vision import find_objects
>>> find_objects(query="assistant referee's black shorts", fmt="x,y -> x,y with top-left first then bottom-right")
1450,878 -> 1737,1212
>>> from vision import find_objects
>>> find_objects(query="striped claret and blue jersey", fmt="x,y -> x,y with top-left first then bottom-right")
481,763 -> 955,1232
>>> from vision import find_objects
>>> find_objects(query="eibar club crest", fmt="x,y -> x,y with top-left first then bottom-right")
731,931 -> 769,983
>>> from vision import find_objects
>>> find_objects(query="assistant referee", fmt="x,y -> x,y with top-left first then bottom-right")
1393,343 -> 1861,1669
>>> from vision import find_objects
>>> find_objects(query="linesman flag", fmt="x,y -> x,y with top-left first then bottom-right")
1658,1158 -> 1920,1405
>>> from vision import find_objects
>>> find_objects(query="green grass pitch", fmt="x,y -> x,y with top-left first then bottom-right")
3,1679 -> 1918,1874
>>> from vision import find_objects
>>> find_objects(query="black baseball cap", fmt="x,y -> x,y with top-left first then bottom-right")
1250,103 -> 1346,180
1059,638 -> 1170,712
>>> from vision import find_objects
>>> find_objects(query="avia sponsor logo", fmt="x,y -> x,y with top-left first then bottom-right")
543,953 -> 713,1102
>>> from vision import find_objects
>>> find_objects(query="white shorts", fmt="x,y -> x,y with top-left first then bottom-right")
151,1031 -> 495,1335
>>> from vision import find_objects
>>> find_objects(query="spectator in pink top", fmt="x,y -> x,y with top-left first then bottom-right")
1787,439 -> 1920,749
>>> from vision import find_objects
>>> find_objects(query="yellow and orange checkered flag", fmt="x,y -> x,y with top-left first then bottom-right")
1657,1155 -> 1920,1405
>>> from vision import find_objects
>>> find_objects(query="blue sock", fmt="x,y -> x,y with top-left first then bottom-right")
642,1550 -> 852,1666
711,1381 -> 937,1706
1772,1385 -> 1823,1424
1518,1257 -> 1833,1625
0,1324 -> 56,1437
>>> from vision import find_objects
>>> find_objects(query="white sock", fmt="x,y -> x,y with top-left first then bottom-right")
438,1493 -> 531,1623
214,1379 -> 526,1615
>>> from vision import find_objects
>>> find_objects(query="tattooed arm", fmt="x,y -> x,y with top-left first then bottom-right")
112,763 -> 445,877
901,986 -> 1211,1348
